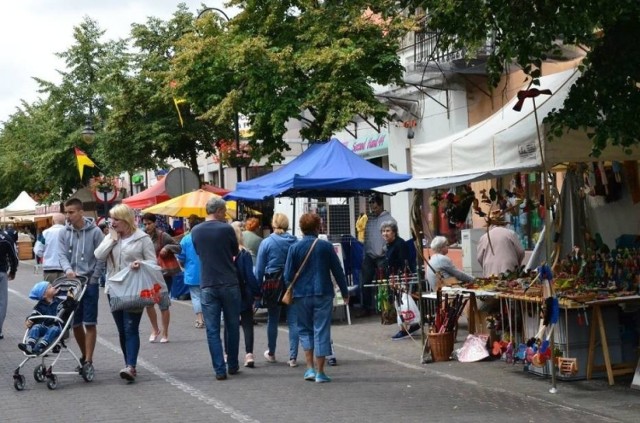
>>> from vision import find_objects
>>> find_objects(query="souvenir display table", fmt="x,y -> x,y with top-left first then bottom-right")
495,292 -> 624,380
585,295 -> 640,385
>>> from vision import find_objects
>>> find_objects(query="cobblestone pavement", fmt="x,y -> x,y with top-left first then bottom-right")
1,262 -> 638,422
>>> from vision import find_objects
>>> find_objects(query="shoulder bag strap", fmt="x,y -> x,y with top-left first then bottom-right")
287,238 -> 319,291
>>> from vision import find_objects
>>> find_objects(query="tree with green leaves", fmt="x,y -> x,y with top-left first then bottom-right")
104,4 -> 222,175
399,0 -> 640,156
171,0 -> 412,164
0,17 -> 126,202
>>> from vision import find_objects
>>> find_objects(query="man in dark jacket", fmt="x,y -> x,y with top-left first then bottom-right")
191,198 -> 240,381
0,230 -> 19,339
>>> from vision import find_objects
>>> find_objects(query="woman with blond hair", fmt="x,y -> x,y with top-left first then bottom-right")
254,213 -> 298,366
94,204 -> 156,382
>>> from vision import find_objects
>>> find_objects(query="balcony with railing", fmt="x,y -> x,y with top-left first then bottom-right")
400,15 -> 495,86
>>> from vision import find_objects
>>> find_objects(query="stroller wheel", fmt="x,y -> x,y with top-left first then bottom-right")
82,362 -> 95,382
34,365 -> 46,383
13,374 -> 26,391
46,374 -> 58,390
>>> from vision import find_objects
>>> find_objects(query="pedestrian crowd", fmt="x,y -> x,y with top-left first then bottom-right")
3,197 -> 350,384
0,191 -> 528,384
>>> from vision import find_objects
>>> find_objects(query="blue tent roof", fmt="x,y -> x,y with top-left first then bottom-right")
225,138 -> 411,200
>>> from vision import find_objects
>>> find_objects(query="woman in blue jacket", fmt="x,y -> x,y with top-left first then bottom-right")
284,213 -> 349,383
254,213 -> 298,366
176,216 -> 204,329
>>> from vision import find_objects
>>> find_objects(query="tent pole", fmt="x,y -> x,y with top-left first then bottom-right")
533,97 -> 558,393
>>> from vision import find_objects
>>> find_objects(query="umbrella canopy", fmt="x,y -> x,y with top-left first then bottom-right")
122,178 -> 170,209
142,190 -> 259,220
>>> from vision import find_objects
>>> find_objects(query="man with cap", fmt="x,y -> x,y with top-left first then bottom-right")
0,229 -> 18,340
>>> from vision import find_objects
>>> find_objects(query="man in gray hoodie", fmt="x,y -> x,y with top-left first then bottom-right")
58,198 -> 105,368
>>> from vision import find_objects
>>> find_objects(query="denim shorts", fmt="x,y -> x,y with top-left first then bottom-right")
73,283 -> 99,327
157,291 -> 171,311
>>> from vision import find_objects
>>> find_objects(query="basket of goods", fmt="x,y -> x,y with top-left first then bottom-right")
428,332 -> 455,362
427,290 -> 469,362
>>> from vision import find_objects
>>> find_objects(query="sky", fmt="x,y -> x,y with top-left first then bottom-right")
0,0 -> 232,126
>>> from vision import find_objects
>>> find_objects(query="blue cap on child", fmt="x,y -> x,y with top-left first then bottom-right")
29,281 -> 50,301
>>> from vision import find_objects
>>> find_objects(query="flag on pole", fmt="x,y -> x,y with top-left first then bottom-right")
170,80 -> 187,127
173,97 -> 187,127
74,147 -> 96,179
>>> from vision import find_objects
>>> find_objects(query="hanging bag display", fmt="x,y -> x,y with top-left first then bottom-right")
108,261 -> 168,312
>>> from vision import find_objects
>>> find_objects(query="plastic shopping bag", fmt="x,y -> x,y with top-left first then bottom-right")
108,261 -> 168,312
396,292 -> 420,326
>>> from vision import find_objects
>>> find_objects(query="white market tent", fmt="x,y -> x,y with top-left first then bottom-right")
377,68 -> 640,193
0,191 -> 38,218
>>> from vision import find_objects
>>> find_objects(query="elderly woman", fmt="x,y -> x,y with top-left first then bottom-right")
380,221 -> 419,340
284,213 -> 349,383
94,204 -> 156,382
426,236 -> 474,291
381,221 -> 409,275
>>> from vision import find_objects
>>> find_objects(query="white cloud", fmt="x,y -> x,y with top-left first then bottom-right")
0,0 -> 232,124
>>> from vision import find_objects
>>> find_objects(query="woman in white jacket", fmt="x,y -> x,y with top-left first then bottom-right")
94,204 -> 155,382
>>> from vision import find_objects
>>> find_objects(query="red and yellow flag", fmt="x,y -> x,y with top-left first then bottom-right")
74,147 -> 96,179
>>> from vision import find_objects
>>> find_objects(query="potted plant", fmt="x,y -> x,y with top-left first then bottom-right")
214,139 -> 253,168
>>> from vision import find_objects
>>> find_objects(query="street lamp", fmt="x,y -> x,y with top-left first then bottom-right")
81,117 -> 96,144
197,6 -> 243,184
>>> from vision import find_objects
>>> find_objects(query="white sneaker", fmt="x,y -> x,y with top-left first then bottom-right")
263,350 -> 276,363
288,358 -> 298,368
244,353 -> 255,368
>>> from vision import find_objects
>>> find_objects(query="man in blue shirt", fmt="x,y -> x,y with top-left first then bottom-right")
191,198 -> 240,381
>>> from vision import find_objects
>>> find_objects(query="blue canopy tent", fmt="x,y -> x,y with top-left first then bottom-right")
224,138 -> 411,306
224,138 -> 411,201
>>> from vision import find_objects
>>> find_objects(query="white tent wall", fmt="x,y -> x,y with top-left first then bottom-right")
585,184 -> 640,250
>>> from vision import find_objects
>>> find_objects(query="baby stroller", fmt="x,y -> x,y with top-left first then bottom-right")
13,276 -> 94,391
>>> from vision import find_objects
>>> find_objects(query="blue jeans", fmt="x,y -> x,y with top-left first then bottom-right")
266,305 -> 300,359
202,286 -> 241,376
27,323 -> 62,346
188,285 -> 202,315
295,295 -> 334,357
287,305 -> 300,360
266,306 -> 281,355
111,307 -> 143,367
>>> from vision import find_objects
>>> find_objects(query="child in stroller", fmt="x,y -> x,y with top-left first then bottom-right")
18,281 -> 76,356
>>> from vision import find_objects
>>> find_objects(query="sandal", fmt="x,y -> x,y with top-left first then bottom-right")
195,321 -> 205,329
149,330 -> 161,343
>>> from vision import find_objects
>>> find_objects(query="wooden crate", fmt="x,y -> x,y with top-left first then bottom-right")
17,241 -> 32,260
